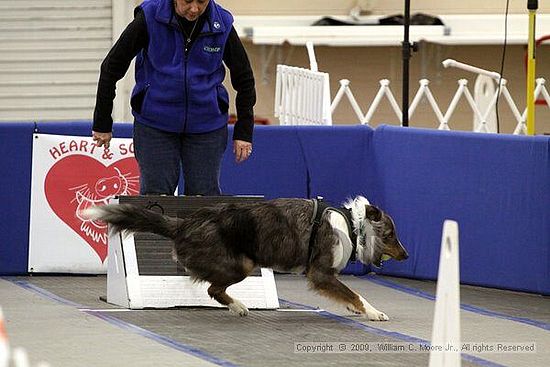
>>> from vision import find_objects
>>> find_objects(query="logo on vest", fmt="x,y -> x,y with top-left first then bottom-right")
213,21 -> 220,29
204,45 -> 221,53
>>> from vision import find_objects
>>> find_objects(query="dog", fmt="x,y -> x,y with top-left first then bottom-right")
83,196 -> 408,320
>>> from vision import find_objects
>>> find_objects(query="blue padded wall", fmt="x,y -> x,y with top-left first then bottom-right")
293,125 -> 375,205
372,125 -> 550,295
221,126 -> 309,199
0,121 -> 548,295
0,123 -> 35,274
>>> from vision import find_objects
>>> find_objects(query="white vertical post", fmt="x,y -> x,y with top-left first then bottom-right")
0,308 -> 9,367
283,68 -> 292,125
322,73 -> 332,124
283,67 -> 290,125
429,220 -> 461,367
296,69 -> 304,124
274,64 -> 283,120
11,348 -> 30,367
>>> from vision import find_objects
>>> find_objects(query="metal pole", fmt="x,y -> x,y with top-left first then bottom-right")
402,0 -> 411,126
526,0 -> 538,135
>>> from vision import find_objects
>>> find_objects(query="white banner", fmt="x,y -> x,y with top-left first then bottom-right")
29,134 -> 140,273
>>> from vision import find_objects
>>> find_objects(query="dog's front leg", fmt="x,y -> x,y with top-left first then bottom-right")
307,270 -> 389,321
347,294 -> 389,321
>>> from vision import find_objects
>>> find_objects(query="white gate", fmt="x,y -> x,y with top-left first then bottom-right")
274,42 -> 332,125
274,65 -> 332,125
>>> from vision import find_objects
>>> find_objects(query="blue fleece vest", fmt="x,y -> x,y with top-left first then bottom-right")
131,0 -> 233,133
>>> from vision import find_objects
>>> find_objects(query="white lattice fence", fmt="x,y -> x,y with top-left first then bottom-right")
330,59 -> 550,135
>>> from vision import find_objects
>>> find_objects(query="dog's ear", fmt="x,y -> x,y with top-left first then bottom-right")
365,205 -> 382,221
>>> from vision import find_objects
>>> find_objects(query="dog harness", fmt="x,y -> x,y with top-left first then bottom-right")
307,198 -> 358,272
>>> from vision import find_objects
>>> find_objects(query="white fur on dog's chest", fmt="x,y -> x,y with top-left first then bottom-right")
328,211 -> 354,270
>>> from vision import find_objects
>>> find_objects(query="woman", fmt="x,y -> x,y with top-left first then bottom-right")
92,0 -> 256,195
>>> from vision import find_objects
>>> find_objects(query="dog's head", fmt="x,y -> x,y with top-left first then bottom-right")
362,205 -> 408,267
345,197 -> 408,267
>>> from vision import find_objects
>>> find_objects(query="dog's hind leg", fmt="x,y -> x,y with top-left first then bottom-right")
307,269 -> 389,321
208,284 -> 249,317
205,257 -> 256,317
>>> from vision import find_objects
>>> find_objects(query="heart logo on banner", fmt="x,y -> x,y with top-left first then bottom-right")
45,155 -> 140,262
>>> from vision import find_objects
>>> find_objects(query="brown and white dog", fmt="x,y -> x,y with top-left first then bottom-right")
84,196 -> 408,320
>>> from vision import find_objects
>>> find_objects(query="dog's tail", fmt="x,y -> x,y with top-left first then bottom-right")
82,204 -> 180,239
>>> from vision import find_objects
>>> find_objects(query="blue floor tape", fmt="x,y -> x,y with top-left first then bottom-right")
6,277 -> 508,367
279,299 -> 507,367
4,278 -> 242,367
361,275 -> 550,332
90,311 -> 242,367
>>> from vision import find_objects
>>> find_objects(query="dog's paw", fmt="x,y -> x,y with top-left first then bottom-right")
366,310 -> 389,321
346,305 -> 389,321
228,300 -> 249,317
357,295 -> 389,321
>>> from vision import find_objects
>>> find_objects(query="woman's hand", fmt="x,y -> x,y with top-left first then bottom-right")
92,131 -> 113,149
233,139 -> 252,163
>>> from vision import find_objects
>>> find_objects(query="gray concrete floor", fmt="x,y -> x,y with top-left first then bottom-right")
1,274 -> 549,367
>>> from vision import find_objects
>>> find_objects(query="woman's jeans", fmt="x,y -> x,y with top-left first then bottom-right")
133,121 -> 228,196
